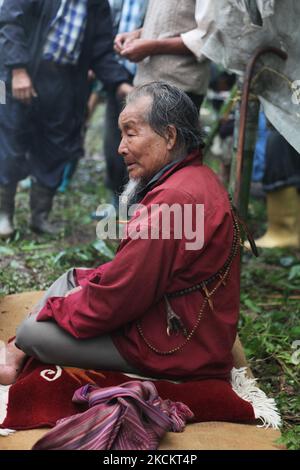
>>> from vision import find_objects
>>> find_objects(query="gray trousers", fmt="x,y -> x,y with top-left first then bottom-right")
15,269 -> 139,373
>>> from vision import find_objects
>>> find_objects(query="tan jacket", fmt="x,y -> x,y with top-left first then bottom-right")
134,0 -> 211,95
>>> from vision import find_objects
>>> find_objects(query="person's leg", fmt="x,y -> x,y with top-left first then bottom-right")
255,130 -> 300,248
0,268 -> 77,385
15,314 -> 137,373
0,93 -> 31,237
91,90 -> 129,221
0,268 -> 139,385
31,267 -> 77,314
186,93 -> 204,113
28,62 -> 84,233
15,267 -> 137,372
0,183 -> 17,238
0,342 -> 27,385
103,90 -> 129,198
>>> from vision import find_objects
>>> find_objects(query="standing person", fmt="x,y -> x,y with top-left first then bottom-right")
102,0 -> 148,214
0,0 -> 131,238
114,0 -> 212,112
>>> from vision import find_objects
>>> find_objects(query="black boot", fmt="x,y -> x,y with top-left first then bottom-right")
0,183 -> 17,238
30,182 -> 60,235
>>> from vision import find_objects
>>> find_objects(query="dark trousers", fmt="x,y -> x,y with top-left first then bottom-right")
186,93 -> 204,113
0,61 -> 84,189
103,90 -> 129,195
263,129 -> 300,192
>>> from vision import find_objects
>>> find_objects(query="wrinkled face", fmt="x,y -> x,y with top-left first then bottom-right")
118,96 -> 173,181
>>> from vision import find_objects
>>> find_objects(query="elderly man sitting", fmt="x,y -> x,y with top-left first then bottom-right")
0,82 -> 242,385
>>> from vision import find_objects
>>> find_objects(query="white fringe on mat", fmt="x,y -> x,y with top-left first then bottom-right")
0,428 -> 15,436
0,385 -> 15,436
231,367 -> 282,429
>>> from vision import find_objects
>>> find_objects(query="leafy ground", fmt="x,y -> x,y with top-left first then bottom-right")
240,199 -> 300,449
0,104 -> 299,449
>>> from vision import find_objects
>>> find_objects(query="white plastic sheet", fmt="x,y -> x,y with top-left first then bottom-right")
200,0 -> 300,152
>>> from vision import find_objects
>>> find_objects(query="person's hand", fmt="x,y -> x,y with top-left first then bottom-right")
114,29 -> 142,54
120,39 -> 154,63
12,68 -> 37,104
65,286 -> 82,298
116,82 -> 134,99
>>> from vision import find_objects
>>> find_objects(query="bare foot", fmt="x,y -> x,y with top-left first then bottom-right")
0,341 -> 27,385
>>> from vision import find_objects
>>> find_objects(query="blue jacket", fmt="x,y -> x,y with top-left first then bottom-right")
0,0 -> 130,91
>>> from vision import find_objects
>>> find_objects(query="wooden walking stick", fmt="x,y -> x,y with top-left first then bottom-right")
231,47 -> 287,221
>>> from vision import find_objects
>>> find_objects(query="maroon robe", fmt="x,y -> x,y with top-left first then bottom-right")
37,151 -> 240,380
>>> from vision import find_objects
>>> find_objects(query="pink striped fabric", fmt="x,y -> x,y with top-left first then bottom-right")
32,381 -> 194,450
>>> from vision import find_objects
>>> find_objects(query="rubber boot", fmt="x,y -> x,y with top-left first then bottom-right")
0,184 -> 17,239
254,187 -> 299,249
30,182 -> 60,235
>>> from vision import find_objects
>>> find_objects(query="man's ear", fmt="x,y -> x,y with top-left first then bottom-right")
165,125 -> 177,151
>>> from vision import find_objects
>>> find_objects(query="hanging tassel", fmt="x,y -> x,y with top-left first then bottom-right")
231,203 -> 259,257
203,285 -> 214,311
164,297 -> 188,337
231,368 -> 282,429
219,273 -> 227,287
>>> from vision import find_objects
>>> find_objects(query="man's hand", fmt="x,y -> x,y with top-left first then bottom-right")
119,39 -> 154,63
12,68 -> 37,104
114,29 -> 142,54
116,82 -> 134,99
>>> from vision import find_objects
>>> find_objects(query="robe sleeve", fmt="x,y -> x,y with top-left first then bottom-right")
36,188 -> 197,338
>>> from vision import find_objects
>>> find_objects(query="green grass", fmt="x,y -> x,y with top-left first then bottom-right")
0,105 -> 299,448
240,197 -> 300,449
0,158 -> 112,296
204,144 -> 300,448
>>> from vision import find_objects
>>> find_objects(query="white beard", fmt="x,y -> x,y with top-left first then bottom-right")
119,178 -> 142,207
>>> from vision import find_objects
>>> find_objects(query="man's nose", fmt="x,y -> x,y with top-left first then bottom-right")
118,137 -> 128,156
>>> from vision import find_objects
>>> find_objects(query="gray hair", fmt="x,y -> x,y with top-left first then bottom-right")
125,81 -> 204,158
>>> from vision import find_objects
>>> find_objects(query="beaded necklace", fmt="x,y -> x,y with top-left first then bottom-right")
136,210 -> 241,356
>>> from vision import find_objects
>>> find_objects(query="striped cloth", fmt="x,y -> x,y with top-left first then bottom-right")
43,0 -> 88,65
32,381 -> 193,450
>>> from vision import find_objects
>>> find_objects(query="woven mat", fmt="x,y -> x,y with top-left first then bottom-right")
0,292 -> 283,450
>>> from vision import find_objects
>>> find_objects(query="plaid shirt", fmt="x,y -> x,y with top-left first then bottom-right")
109,0 -> 148,75
43,0 -> 88,65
